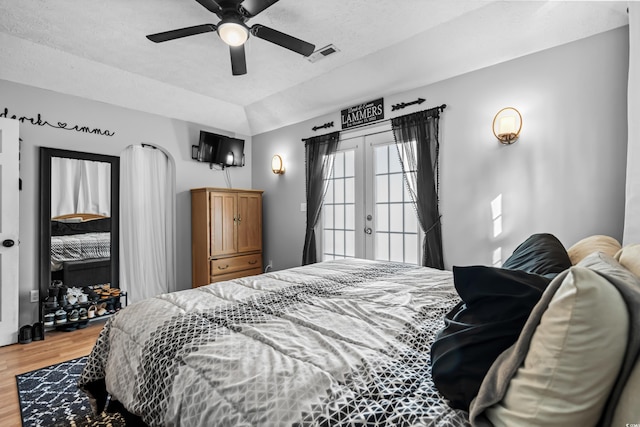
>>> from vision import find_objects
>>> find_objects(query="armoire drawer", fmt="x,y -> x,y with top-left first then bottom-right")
210,254 -> 262,276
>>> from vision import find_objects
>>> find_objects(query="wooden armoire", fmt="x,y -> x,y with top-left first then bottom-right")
191,187 -> 263,287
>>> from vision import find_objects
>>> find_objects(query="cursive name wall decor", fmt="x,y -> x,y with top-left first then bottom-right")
0,107 -> 115,137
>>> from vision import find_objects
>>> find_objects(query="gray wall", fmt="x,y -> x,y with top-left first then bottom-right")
1,79 -> 252,327
252,26 -> 630,271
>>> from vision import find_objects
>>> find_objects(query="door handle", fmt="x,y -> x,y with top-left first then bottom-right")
2,239 -> 15,247
364,227 -> 372,235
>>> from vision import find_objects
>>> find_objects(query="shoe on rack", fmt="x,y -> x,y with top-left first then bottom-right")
43,313 -> 55,326
55,309 -> 67,324
96,303 -> 107,316
79,308 -> 88,320
32,322 -> 44,341
68,309 -> 80,322
87,290 -> 100,302
19,325 -> 32,344
47,285 -> 59,299
43,299 -> 58,309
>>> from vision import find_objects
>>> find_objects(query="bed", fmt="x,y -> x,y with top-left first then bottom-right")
79,234 -> 640,427
50,213 -> 112,286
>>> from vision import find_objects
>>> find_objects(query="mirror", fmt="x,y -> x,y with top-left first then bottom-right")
39,148 -> 120,302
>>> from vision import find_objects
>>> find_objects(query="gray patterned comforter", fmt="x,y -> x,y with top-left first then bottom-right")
50,232 -> 111,271
79,259 -> 469,427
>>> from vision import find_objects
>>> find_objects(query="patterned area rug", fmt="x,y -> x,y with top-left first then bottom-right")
16,356 -> 126,427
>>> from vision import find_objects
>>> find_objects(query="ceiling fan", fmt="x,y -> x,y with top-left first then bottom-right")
146,0 -> 315,76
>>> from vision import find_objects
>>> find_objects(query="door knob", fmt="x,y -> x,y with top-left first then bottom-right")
2,239 -> 15,247
364,227 -> 372,235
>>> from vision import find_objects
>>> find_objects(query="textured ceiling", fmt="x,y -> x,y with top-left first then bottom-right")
0,1 -> 630,136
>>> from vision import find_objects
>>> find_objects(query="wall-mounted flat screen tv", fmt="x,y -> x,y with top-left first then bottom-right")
193,131 -> 245,168
195,131 -> 222,163
215,136 -> 245,167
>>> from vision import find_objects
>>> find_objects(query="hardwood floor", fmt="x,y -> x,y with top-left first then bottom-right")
0,320 -> 105,426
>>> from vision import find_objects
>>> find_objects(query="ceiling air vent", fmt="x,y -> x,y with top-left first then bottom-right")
307,44 -> 340,63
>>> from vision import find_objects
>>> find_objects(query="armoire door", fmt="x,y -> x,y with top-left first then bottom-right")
209,191 -> 238,257
237,192 -> 262,253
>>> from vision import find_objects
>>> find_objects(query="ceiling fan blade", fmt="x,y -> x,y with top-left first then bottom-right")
250,24 -> 315,56
194,0 -> 222,14
230,45 -> 247,75
240,0 -> 279,17
147,24 -> 217,43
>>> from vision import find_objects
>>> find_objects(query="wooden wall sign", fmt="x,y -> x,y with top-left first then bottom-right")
341,98 -> 384,130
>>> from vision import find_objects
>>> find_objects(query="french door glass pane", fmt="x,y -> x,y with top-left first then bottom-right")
404,203 -> 418,230
345,204 -> 355,229
335,230 -> 345,256
335,205 -> 345,229
389,234 -> 404,262
389,204 -> 403,232
322,150 -> 356,260
389,174 -> 403,202
323,230 -> 334,261
376,175 -> 388,202
374,145 -> 420,265
376,204 -> 389,232
345,231 -> 355,257
324,205 -> 334,228
376,233 -> 389,260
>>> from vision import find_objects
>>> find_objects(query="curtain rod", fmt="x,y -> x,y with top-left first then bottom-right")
302,104 -> 446,142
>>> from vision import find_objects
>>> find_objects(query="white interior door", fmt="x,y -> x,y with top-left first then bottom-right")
0,118 -> 20,346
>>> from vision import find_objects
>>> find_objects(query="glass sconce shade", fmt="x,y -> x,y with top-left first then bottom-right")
271,155 -> 285,174
492,107 -> 522,144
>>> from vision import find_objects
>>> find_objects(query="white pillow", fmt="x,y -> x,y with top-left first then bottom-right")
567,235 -> 621,265
614,244 -> 640,278
485,267 -> 629,427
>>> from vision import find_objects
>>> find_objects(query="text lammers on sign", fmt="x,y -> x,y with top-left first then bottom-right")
341,98 -> 384,130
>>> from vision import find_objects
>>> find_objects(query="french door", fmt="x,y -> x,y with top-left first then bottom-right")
321,125 -> 421,265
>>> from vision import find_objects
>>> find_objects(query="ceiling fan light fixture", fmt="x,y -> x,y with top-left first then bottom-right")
218,20 -> 249,46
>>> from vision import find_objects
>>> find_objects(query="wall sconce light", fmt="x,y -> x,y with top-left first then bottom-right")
492,107 -> 522,144
271,155 -> 285,174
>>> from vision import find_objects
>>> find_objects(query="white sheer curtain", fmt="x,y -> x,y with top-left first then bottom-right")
120,145 -> 176,304
624,4 -> 640,245
51,157 -> 111,217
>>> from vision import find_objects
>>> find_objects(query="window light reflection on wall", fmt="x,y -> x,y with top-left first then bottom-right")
491,194 -> 503,266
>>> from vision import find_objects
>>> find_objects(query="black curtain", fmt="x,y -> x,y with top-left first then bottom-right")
302,131 -> 340,265
392,108 -> 444,269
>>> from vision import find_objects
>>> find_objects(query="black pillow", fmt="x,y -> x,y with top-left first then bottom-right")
431,266 -> 551,410
502,233 -> 571,278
